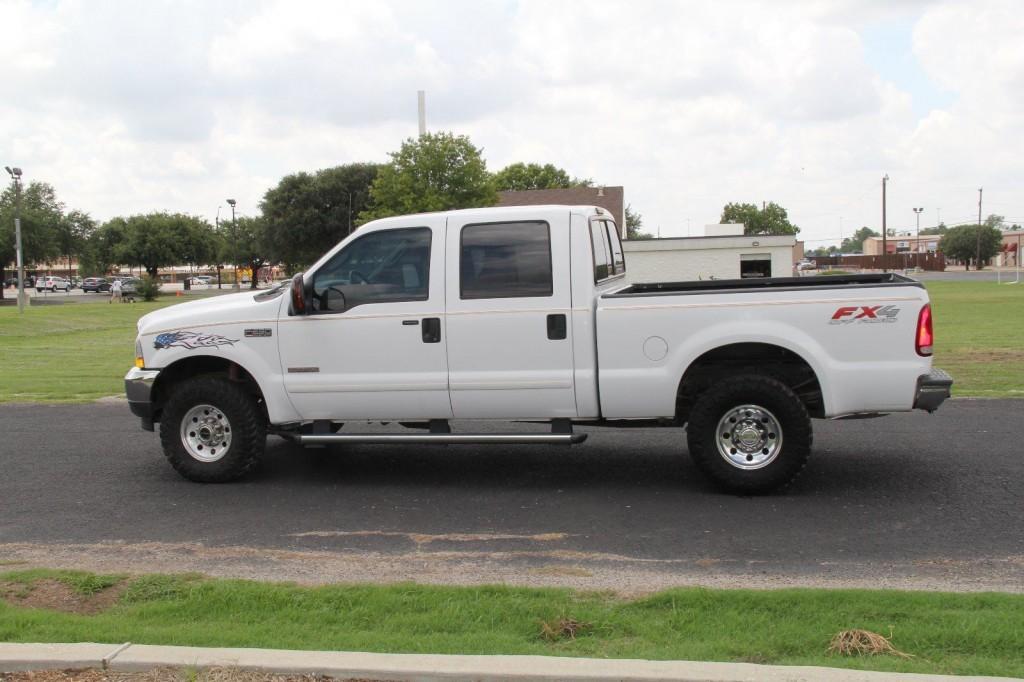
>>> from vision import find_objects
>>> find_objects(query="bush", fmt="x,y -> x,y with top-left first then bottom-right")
137,275 -> 162,301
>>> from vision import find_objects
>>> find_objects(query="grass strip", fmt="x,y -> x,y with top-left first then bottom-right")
1,569 -> 1022,677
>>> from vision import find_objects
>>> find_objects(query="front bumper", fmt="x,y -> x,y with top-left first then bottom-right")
914,367 -> 953,412
125,366 -> 160,430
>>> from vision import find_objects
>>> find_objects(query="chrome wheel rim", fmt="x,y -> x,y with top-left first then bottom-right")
715,404 -> 783,470
180,404 -> 232,462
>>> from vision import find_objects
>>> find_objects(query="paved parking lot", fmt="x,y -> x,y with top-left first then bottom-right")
0,399 -> 1021,592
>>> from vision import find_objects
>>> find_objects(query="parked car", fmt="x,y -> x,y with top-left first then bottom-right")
82,277 -> 112,293
125,205 -> 952,493
35,276 -> 71,292
120,278 -> 142,294
190,275 -> 214,286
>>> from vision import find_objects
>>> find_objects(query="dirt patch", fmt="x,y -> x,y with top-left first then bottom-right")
946,348 -> 1024,363
0,579 -> 126,616
0,669 -> 389,682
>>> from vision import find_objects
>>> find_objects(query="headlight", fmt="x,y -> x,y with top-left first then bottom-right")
135,338 -> 145,368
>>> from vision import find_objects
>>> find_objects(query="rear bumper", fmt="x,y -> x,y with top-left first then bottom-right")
125,366 -> 160,430
914,367 -> 953,412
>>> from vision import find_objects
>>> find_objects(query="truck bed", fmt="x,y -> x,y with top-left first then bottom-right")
606,273 -> 922,298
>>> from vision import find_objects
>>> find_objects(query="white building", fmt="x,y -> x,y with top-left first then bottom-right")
622,224 -> 798,283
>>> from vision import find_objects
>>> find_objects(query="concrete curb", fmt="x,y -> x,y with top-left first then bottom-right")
0,642 -> 1018,682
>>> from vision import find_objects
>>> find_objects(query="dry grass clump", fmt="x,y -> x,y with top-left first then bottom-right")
828,629 -> 913,659
539,617 -> 590,642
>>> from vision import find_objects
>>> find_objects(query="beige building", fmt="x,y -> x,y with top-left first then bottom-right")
863,235 -> 940,255
622,225 -> 798,283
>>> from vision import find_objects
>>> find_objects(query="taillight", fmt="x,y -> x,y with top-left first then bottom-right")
916,304 -> 933,356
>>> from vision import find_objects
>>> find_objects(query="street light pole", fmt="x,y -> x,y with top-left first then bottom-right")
913,207 -> 924,260
5,166 -> 25,313
226,198 -> 238,289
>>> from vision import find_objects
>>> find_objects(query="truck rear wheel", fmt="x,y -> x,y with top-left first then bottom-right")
686,374 -> 812,494
158,376 -> 266,482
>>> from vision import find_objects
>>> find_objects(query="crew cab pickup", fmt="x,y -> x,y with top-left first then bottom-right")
125,205 -> 952,493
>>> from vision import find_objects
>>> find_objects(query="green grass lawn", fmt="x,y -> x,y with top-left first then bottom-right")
926,281 -> 1024,397
0,281 -> 1020,402
0,298 -> 183,402
0,570 -> 1021,677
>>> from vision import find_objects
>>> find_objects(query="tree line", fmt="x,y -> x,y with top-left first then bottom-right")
2,132 -> 660,294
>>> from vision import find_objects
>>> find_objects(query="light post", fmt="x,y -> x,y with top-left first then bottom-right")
339,190 -> 355,235
226,198 -> 238,289
214,205 -> 222,289
5,166 -> 25,313
913,207 -> 924,269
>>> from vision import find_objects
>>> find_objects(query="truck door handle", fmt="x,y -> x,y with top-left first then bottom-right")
547,313 -> 567,340
422,317 -> 441,343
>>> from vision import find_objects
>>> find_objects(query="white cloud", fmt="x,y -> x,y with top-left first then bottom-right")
1,0 -> 1023,246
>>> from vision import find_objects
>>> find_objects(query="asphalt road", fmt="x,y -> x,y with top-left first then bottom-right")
1,400 -> 1021,591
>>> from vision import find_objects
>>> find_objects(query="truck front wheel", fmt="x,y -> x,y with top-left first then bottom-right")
158,376 -> 266,482
686,374 -> 812,494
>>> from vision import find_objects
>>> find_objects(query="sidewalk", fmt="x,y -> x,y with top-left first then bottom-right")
0,642 -> 1017,682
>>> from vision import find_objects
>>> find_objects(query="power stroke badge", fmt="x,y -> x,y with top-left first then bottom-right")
829,305 -> 901,325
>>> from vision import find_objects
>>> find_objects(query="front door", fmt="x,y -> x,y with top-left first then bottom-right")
444,211 -> 577,419
278,218 -> 451,420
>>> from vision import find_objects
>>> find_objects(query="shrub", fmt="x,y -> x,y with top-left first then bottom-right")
137,275 -> 162,301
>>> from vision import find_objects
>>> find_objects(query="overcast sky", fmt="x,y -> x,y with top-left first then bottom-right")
2,0 -> 1022,245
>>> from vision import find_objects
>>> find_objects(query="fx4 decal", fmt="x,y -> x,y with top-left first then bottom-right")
154,330 -> 238,350
829,305 -> 901,325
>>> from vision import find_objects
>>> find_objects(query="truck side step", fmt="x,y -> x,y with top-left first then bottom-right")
280,432 -> 587,446
282,430 -> 585,446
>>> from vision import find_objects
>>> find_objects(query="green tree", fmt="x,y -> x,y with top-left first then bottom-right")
116,212 -> 216,278
80,217 -> 128,277
939,224 -> 1003,270
920,223 -> 947,236
223,216 -> 272,289
625,204 -> 653,240
839,226 -> 879,253
492,162 -> 591,191
360,132 -> 498,223
720,201 -> 800,236
261,163 -> 381,269
54,209 -> 96,280
1,181 -> 64,294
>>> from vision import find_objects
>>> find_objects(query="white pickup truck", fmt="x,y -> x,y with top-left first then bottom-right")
125,205 -> 951,493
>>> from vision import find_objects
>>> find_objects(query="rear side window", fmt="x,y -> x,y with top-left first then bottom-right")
605,221 -> 625,275
460,221 -> 553,299
590,220 -> 612,281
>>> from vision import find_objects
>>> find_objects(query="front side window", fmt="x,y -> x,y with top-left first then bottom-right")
311,227 -> 431,313
460,221 -> 552,299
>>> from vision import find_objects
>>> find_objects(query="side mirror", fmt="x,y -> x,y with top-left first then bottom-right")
289,273 -> 306,315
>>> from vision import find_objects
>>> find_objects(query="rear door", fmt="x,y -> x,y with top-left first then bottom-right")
444,210 -> 577,418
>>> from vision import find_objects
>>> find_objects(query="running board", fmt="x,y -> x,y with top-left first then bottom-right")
278,432 -> 587,446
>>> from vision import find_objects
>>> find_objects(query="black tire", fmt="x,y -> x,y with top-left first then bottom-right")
158,376 -> 266,482
686,374 -> 812,494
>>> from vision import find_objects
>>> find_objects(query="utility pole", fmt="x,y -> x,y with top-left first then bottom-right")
5,166 -> 25,313
976,187 -> 983,270
226,198 -> 238,289
417,90 -> 426,137
881,174 -> 889,273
